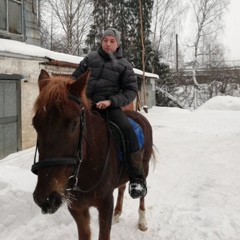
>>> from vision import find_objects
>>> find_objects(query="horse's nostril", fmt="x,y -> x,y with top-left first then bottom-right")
49,191 -> 63,207
43,201 -> 50,209
34,191 -> 63,214
42,192 -> 63,214
42,203 -> 52,214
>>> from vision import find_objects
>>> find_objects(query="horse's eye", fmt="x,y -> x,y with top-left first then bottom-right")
71,121 -> 79,132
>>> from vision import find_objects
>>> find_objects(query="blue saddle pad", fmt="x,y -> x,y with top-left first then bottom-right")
109,117 -> 144,161
128,118 -> 144,149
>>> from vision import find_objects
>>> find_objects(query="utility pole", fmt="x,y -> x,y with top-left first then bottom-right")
38,0 -> 41,28
176,34 -> 179,72
139,0 -> 148,113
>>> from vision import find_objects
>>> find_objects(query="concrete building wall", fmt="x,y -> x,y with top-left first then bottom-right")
0,55 -> 42,150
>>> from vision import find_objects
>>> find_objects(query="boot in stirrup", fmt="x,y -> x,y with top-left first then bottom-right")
127,151 -> 147,199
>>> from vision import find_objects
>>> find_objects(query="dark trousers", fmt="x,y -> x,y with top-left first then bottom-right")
98,108 -> 139,153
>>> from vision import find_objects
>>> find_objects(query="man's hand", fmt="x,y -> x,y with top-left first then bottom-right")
96,100 -> 111,109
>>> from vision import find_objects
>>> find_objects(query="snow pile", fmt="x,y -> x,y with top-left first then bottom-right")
197,96 -> 240,111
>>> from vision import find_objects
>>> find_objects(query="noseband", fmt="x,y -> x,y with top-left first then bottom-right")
31,93 -> 111,193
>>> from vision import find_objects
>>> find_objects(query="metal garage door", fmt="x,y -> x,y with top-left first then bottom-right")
0,74 -> 21,160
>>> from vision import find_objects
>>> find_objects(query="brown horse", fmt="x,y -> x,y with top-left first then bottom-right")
31,69 -> 155,240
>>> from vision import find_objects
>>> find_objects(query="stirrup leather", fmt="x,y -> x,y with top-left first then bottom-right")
128,178 -> 147,199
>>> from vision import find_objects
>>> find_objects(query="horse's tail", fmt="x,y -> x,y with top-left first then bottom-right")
150,144 -> 158,170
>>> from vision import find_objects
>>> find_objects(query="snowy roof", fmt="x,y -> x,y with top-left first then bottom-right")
0,39 -> 159,79
0,38 -> 83,64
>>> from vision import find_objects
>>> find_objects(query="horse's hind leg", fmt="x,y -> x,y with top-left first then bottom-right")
112,184 -> 126,224
69,208 -> 91,240
138,197 -> 148,231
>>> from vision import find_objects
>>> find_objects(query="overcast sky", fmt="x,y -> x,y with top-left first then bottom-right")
224,0 -> 240,61
177,0 -> 239,65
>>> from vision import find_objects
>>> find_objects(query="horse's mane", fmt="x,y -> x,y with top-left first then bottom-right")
33,75 -> 90,115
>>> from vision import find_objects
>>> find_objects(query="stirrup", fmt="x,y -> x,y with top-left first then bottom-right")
128,178 -> 147,199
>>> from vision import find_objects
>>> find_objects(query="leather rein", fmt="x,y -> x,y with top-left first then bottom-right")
31,93 -> 111,193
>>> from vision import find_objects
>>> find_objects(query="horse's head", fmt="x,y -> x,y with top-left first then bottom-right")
32,69 -> 90,214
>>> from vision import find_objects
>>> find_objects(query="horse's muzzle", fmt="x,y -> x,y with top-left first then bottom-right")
33,191 -> 63,214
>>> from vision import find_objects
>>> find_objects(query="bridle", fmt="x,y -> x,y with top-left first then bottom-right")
31,93 -> 110,193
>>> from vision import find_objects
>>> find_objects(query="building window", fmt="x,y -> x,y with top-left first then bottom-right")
0,0 -> 22,35
0,0 -> 7,31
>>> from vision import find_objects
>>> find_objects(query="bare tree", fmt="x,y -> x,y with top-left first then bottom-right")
201,33 -> 226,68
40,0 -> 93,55
151,0 -> 186,61
186,0 -> 229,108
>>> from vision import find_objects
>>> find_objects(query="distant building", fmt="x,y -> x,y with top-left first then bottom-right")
0,0 -> 40,46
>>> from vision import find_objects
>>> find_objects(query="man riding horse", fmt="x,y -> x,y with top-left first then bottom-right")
72,28 -> 147,199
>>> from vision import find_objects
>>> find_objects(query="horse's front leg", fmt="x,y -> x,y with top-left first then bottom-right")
69,207 -> 91,240
98,194 -> 114,240
112,184 -> 126,223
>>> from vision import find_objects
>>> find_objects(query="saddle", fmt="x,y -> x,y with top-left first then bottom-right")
109,118 -> 144,161
91,109 -> 144,161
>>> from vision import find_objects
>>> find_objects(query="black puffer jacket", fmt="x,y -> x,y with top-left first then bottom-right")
72,47 -> 137,108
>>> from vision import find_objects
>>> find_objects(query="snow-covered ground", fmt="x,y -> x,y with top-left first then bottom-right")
1,96 -> 240,240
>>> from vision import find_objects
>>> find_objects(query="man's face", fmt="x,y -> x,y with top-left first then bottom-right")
102,36 -> 118,53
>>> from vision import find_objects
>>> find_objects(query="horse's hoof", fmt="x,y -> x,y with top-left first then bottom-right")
112,214 -> 120,224
138,223 -> 148,231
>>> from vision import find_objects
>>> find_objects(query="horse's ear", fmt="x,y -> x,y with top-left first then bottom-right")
38,69 -> 50,91
69,69 -> 91,97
